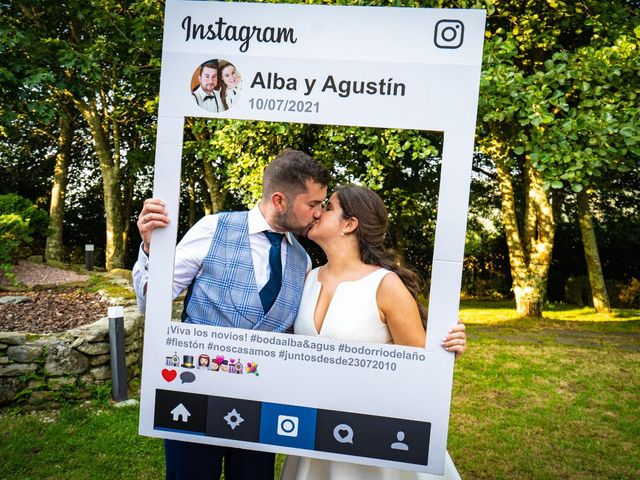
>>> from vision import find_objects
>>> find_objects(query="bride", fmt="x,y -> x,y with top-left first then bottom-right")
282,184 -> 466,480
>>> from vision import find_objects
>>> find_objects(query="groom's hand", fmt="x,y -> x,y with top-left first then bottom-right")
137,198 -> 170,255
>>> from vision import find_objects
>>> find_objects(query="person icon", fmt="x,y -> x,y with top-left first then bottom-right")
217,60 -> 242,111
391,431 -> 409,451
197,354 -> 210,369
220,360 -> 229,372
191,59 -> 223,112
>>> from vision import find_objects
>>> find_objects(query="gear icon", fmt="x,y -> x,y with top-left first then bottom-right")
223,408 -> 244,430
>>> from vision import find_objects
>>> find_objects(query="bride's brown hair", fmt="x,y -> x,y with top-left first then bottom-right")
335,184 -> 428,325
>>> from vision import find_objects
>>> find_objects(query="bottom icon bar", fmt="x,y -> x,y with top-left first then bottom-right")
153,389 -> 430,466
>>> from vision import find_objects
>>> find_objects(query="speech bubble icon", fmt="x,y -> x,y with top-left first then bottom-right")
333,424 -> 354,444
180,371 -> 195,384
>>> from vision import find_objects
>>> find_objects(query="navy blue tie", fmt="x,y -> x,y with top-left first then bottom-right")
259,231 -> 284,313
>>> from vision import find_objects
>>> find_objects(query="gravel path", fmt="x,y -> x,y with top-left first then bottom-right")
0,261 -> 109,333
2,260 -> 90,287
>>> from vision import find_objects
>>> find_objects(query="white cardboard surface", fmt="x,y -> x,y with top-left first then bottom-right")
139,1 -> 485,475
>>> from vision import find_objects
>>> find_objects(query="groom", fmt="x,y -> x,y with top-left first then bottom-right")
132,149 -> 330,480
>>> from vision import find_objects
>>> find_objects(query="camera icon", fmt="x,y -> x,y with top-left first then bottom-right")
434,19 -> 464,49
277,415 -> 299,437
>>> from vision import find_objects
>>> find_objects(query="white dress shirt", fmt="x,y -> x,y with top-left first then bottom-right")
224,80 -> 242,108
192,86 -> 222,112
132,204 -> 312,312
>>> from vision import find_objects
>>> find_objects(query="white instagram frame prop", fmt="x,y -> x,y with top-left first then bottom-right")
139,1 -> 485,475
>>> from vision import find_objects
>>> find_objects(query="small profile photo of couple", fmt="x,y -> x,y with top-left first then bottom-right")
190,58 -> 242,113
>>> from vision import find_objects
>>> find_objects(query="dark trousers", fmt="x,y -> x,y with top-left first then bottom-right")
165,439 -> 275,480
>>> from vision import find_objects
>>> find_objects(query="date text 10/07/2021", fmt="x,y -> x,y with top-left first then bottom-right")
248,97 -> 320,113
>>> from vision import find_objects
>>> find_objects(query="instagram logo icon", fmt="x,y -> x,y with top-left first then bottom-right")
434,20 -> 464,49
277,415 -> 299,437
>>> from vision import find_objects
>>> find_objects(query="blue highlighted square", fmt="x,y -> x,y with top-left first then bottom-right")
259,402 -> 317,450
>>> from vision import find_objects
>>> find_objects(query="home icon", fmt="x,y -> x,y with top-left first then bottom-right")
171,403 -> 191,423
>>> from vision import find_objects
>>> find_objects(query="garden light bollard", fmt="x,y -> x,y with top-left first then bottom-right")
108,306 -> 128,402
85,244 -> 94,271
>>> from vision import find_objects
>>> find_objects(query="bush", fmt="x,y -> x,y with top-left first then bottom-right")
0,193 -> 49,236
615,278 -> 640,309
0,193 -> 50,269
0,214 -> 31,264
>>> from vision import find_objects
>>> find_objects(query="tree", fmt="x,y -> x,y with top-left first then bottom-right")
528,36 -> 640,312
479,36 -> 556,317
57,0 -> 161,269
0,2 -> 72,262
44,107 -> 76,261
0,0 -> 162,270
184,119 -> 231,214
477,0 -> 639,316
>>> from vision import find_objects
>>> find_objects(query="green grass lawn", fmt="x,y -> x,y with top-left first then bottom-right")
1,301 -> 639,479
459,299 -> 640,325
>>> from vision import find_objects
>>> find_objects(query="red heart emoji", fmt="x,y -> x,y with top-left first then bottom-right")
162,369 -> 177,382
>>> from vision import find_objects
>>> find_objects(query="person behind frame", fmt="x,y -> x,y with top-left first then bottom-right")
281,184 -> 466,480
133,149 -> 330,480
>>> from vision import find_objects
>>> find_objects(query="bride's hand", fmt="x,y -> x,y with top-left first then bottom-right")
442,320 -> 466,358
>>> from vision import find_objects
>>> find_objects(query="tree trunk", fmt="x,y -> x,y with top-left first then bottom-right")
202,156 -> 227,213
187,176 -> 197,228
389,220 -> 407,266
576,190 -> 611,313
201,182 -> 213,216
496,154 -> 555,318
121,162 -> 134,260
513,278 -> 546,317
75,98 -> 124,270
190,121 -> 227,214
45,110 -> 73,262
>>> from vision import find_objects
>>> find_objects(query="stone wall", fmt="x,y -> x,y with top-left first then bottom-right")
0,305 -> 143,407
